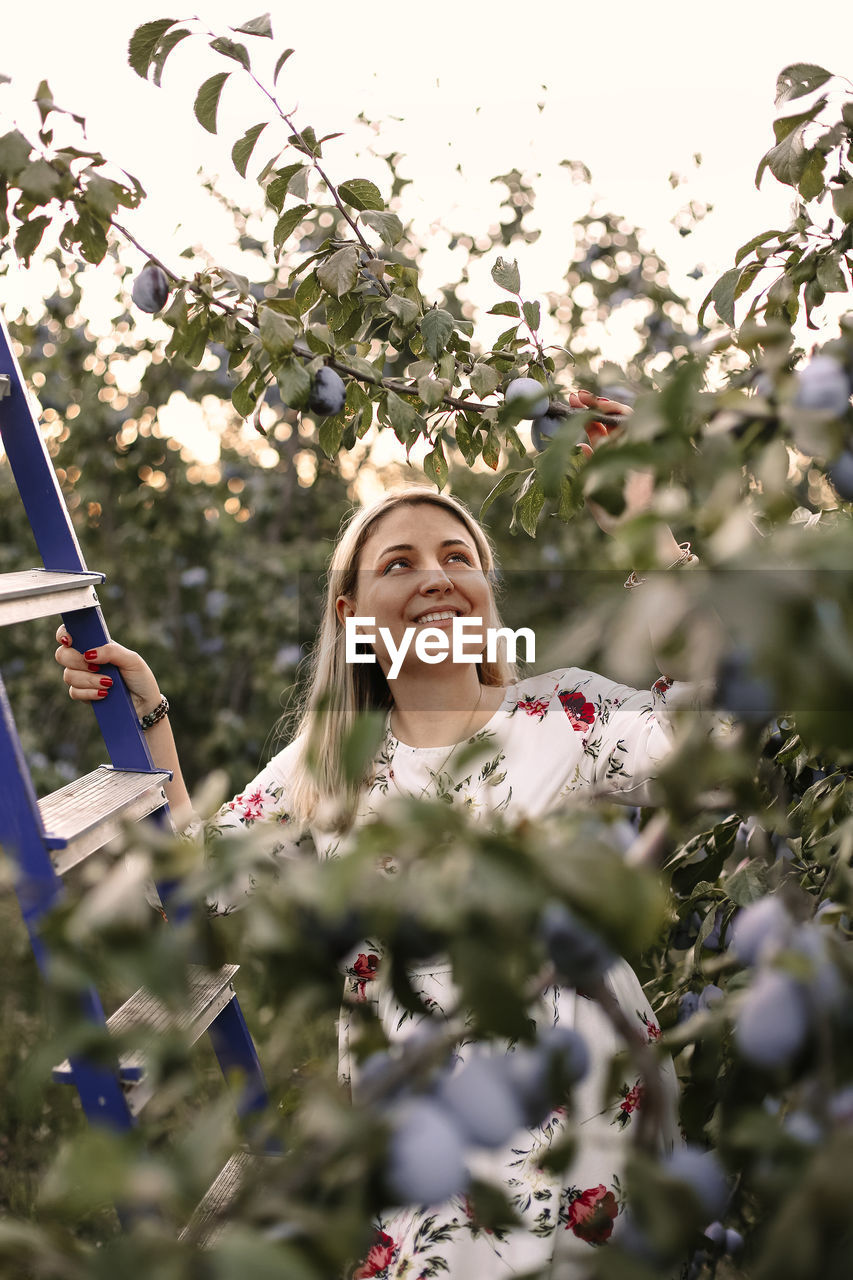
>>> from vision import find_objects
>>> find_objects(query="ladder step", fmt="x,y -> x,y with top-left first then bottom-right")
0,568 -> 104,626
39,764 -> 172,874
180,1149 -> 255,1246
53,964 -> 241,1106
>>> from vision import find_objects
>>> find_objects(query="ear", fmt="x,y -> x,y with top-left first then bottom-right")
335,595 -> 356,627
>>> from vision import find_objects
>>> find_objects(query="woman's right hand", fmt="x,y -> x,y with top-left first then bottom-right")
54,626 -> 163,717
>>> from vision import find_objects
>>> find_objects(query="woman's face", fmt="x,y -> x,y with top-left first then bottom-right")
335,503 -> 494,681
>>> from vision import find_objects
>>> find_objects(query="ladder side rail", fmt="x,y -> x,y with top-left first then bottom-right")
207,998 -> 269,1125
60,603 -> 162,775
0,675 -> 62,957
0,314 -> 89,573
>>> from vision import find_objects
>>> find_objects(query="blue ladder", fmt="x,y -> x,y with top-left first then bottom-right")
0,310 -> 269,1223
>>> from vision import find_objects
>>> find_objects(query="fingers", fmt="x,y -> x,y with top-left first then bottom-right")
54,627 -> 118,703
570,389 -> 632,452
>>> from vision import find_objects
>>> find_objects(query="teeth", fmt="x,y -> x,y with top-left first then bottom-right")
417,611 -> 458,624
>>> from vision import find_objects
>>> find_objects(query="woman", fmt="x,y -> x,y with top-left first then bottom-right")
55,392 -> 695,1277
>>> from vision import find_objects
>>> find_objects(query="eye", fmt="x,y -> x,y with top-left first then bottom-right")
382,557 -> 410,574
448,552 -> 473,565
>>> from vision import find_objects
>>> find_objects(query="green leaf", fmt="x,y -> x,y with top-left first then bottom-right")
338,178 -> 384,211
479,469 -> 525,519
265,162 -> 306,211
511,473 -> 545,537
14,214 -> 50,266
294,271 -> 323,314
417,375 -> 450,409
33,79 -> 54,124
816,252 -> 847,292
522,300 -> 541,331
0,130 -> 32,179
340,712 -> 386,785
774,63 -> 832,107
231,122 -> 268,178
232,368 -> 263,417
318,416 -> 345,458
482,425 -> 501,470
209,37 -> 250,71
798,149 -> 826,201
734,228 -> 783,266
360,208 -> 403,246
259,305 -> 296,357
277,358 -> 311,409
151,28 -> 191,87
756,124 -> 810,189
423,440 -> 449,490
385,293 -> 420,328
386,391 -> 425,447
17,159 -> 63,203
491,256 -> 520,294
698,266 -> 740,328
317,245 -> 360,297
233,13 -> 273,38
342,354 -> 381,384
454,416 -> 478,465
421,308 -> 454,361
128,18 -> 177,79
273,48 -> 294,83
772,98 -> 827,143
469,363 -> 500,399
733,260 -> 765,301
487,300 -> 520,317
831,181 -> 853,222
273,203 -> 311,255
193,72 -> 231,134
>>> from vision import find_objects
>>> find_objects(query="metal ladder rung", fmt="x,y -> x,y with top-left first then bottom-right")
180,1149 -> 255,1246
0,568 -> 104,626
39,765 -> 172,874
53,964 -> 241,1102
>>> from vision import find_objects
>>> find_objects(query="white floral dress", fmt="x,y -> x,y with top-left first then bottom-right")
207,667 -> 693,1278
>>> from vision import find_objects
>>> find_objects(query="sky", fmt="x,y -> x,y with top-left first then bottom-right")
1,0 -> 850,476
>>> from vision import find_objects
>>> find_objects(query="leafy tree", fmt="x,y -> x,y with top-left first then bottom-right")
0,20 -> 852,1280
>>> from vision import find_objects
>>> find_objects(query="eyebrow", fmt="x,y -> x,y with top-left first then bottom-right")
376,539 -> 473,559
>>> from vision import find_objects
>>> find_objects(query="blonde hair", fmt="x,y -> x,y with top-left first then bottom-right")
284,485 -> 517,832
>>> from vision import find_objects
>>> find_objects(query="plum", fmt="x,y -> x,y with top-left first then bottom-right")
794,354 -> 851,415
131,262 -> 170,314
309,366 -> 346,416
505,377 -> 549,420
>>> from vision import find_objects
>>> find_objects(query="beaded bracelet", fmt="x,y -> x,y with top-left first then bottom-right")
624,543 -> 698,589
139,695 -> 169,730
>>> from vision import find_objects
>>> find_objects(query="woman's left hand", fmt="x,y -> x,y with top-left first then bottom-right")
571,389 -> 654,534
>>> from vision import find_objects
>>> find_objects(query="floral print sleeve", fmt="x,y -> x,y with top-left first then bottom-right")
196,738 -> 313,915
555,667 -> 710,805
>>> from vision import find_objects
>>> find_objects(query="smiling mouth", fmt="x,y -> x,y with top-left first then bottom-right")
413,609 -> 462,626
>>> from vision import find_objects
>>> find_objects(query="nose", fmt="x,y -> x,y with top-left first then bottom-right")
416,564 -> 454,595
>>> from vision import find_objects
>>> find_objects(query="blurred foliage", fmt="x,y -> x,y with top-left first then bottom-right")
0,18 -> 852,1280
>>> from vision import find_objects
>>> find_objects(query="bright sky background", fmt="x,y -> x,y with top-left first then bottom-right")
1,0 -> 851,479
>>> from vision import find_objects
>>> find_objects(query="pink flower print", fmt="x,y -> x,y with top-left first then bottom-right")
516,695 -> 551,719
563,1184 -> 619,1244
228,786 -> 265,822
558,689 -> 596,732
350,952 -> 380,1002
353,1229 -> 396,1277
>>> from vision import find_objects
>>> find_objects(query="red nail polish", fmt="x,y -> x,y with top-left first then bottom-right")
97,690 -> 108,699
84,649 -> 98,661
87,663 -> 100,672
99,677 -> 113,688
60,635 -> 71,647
